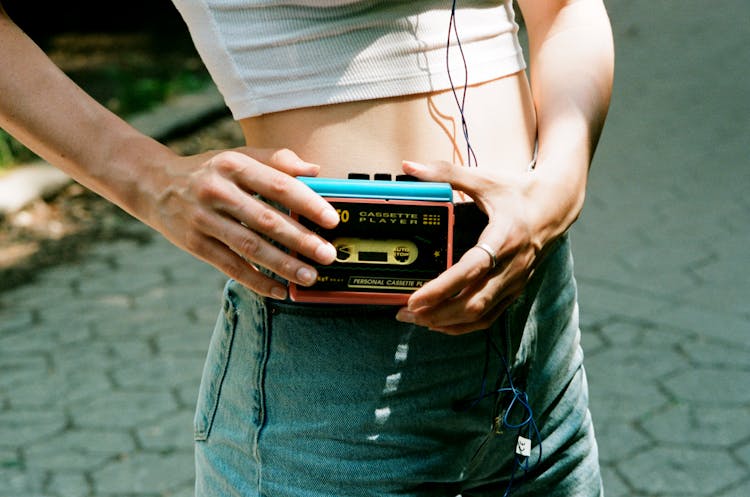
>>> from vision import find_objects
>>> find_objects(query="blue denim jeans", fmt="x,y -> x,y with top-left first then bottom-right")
193,233 -> 602,496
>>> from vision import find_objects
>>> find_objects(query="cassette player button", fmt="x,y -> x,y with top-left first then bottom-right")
347,173 -> 370,180
395,174 -> 419,182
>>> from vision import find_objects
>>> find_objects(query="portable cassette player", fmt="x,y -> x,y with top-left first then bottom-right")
289,176 -> 455,304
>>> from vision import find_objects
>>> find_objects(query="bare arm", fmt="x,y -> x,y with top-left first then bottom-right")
0,8 -> 339,298
516,0 -> 614,243
397,0 -> 614,333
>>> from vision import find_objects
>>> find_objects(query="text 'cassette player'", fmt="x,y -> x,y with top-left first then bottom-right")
289,176 -> 455,304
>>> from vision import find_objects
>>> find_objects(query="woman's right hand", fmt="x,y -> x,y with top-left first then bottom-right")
145,146 -> 340,299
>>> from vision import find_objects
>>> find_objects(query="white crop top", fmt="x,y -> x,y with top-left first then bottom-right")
171,0 -> 526,119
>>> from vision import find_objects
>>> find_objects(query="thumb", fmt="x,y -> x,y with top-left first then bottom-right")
402,160 -> 484,196
235,146 -> 321,177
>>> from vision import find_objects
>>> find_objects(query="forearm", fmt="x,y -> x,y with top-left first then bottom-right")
0,13 -> 175,220
518,0 -> 615,244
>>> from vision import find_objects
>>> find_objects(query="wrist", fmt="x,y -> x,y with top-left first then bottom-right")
522,165 -> 587,249
99,130 -> 179,225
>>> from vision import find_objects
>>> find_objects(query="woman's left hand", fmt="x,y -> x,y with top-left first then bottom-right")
395,160 -> 547,335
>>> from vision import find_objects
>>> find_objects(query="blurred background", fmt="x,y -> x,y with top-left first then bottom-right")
1,1 -> 749,496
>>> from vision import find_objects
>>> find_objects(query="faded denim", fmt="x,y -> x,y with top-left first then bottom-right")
194,233 -> 602,496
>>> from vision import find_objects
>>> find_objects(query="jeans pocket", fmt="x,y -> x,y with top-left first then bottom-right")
194,292 -> 238,442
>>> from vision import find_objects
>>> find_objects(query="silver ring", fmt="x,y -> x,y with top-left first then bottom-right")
474,242 -> 497,269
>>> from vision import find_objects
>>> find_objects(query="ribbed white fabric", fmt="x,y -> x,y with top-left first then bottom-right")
171,0 -> 526,119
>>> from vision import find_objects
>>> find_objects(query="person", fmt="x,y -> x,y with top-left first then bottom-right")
0,0 -> 614,495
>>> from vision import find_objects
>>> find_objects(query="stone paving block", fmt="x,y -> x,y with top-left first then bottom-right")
8,369 -> 112,410
106,338 -> 154,363
578,306 -> 611,331
133,284 -> 223,318
0,447 -> 20,470
84,238 -> 152,261
579,330 -> 606,357
716,479 -> 750,497
0,410 -> 66,448
599,465 -> 629,497
37,302 -> 136,340
641,404 -> 750,448
680,339 -> 750,369
24,444 -> 113,472
695,253 -> 750,286
735,440 -> 750,468
50,342 -> 115,373
175,383 -> 200,411
585,344 -> 685,386
594,422 -> 651,465
620,263 -> 698,298
55,322 -> 95,346
28,264 -> 85,288
118,248 -> 199,275
662,367 -> 750,405
598,318 -> 688,350
0,325 -> 67,354
0,354 -> 48,390
1,279 -> 77,310
0,308 -> 34,335
156,328 -> 213,356
645,303 -> 750,347
167,483 -> 197,497
587,387 -> 666,426
24,429 -> 135,473
112,356 -> 203,391
618,446 -> 744,496
136,410 -> 194,451
55,256 -> 114,280
87,306 -> 185,340
645,206 -> 740,247
576,281 -> 666,320
31,428 -> 135,457
92,451 -> 194,495
0,468 -> 48,496
71,391 -> 178,429
76,267 -> 166,298
680,282 -> 750,317
47,472 -> 90,497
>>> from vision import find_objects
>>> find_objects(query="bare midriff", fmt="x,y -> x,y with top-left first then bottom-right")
240,71 -> 537,182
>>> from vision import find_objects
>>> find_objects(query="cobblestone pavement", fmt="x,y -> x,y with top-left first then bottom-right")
1,0 -> 749,496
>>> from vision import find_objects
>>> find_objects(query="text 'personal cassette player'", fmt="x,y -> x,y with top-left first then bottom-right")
289,176 -> 455,304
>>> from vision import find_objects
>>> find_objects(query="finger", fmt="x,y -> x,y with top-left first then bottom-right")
400,275 -> 497,328
407,244 -> 494,310
427,302 -> 509,336
197,208 -> 326,286
189,233 -> 289,299
398,276 -> 521,333
217,191 -> 337,265
235,146 -> 321,178
402,160 -> 487,200
208,151 -> 340,230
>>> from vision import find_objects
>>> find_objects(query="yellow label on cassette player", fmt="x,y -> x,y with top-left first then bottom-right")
333,238 -> 418,265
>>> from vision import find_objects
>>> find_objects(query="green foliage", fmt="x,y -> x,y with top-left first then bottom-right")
0,129 -> 40,171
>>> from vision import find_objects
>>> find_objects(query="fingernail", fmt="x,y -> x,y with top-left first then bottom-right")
402,160 -> 425,172
396,310 -> 416,323
315,243 -> 337,263
407,300 -> 423,311
271,286 -> 287,300
296,267 -> 317,285
296,159 -> 319,171
321,209 -> 340,226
